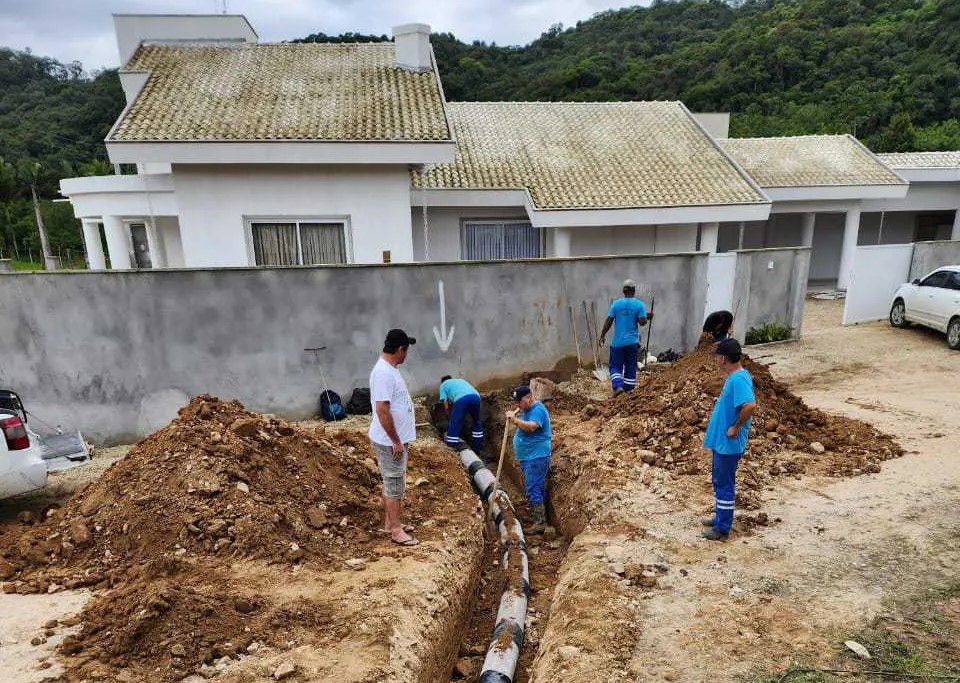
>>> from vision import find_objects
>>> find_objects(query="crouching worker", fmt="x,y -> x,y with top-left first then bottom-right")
439,375 -> 484,452
702,309 -> 734,344
702,338 -> 756,541
506,385 -> 552,534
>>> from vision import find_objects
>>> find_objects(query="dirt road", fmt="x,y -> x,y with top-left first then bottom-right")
532,299 -> 960,682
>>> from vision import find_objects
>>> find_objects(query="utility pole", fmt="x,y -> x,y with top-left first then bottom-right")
27,163 -> 58,271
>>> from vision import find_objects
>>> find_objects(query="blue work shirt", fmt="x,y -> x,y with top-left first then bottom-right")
608,297 -> 648,347
513,401 -> 552,462
704,368 -> 755,455
439,378 -> 479,404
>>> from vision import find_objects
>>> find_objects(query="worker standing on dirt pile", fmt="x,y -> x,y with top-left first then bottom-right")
369,329 -> 419,547
506,385 -> 552,534
439,375 -> 484,452
702,338 -> 757,541
598,279 -> 653,395
702,310 -> 734,343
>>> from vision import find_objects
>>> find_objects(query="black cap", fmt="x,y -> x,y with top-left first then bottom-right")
384,329 -> 416,351
714,337 -> 742,357
511,385 -> 532,401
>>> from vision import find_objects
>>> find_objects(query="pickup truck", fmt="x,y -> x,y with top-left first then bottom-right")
0,390 -> 90,500
0,403 -> 48,500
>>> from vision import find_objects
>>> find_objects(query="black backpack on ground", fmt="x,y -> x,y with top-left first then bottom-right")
346,388 -> 372,415
319,390 -> 346,421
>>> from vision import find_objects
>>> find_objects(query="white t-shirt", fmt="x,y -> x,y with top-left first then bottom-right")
368,357 -> 416,446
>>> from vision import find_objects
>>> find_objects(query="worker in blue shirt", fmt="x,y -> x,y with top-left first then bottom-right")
439,375 -> 484,452
598,279 -> 653,395
702,338 -> 757,541
506,385 -> 551,534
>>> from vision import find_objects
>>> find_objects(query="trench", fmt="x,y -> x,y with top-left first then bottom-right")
436,387 -> 575,683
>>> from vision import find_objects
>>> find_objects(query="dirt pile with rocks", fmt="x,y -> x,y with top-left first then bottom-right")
571,342 -> 901,476
3,396 -> 385,592
0,395 -> 466,681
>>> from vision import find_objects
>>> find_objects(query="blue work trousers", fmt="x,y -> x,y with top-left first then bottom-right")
445,394 -> 484,451
711,450 -> 742,534
519,456 -> 550,506
609,343 -> 639,391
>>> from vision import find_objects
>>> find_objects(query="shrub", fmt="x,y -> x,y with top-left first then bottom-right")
745,321 -> 793,345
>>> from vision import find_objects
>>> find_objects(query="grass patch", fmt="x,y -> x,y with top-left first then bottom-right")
746,320 -> 793,345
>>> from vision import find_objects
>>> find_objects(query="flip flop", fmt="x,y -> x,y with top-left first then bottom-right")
378,525 -> 415,534
391,537 -> 420,547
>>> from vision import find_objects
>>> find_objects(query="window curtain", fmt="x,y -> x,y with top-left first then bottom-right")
252,223 -> 297,266
300,223 -> 347,265
464,222 -> 541,261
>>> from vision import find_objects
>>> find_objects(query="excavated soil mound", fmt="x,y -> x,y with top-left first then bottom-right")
0,395 -> 470,681
3,395 -> 383,591
582,343 -> 902,478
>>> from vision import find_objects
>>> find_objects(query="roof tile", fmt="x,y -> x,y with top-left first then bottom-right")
878,151 -> 960,169
110,43 -> 451,142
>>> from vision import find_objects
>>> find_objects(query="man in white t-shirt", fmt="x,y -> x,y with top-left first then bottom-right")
369,328 -> 419,546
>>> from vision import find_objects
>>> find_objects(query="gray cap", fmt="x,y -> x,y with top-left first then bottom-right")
622,279 -> 637,290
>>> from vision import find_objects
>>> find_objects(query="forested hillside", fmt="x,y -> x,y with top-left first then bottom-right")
3,0 -> 960,266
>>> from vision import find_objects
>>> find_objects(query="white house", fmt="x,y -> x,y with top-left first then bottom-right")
60,13 -> 960,289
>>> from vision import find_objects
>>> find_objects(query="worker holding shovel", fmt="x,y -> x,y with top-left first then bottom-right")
598,279 -> 653,395
505,386 -> 552,534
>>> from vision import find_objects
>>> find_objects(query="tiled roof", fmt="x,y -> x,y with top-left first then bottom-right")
719,135 -> 904,188
413,102 -> 766,210
109,43 -> 451,142
878,151 -> 960,169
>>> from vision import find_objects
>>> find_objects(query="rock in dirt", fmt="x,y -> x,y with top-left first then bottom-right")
273,660 -> 297,680
345,558 -> 367,571
170,644 -> 186,657
558,645 -> 582,660
638,450 -> 658,465
809,441 -> 826,454
580,404 -> 600,420
16,511 -> 37,525
69,521 -> 91,548
233,598 -> 256,614
305,508 -> 328,529
844,640 -> 871,659
0,558 -> 16,579
454,657 -> 481,679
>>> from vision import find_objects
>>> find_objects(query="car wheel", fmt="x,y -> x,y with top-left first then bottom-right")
948,317 -> 960,351
889,299 -> 909,328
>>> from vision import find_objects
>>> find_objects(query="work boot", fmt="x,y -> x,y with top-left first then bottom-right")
700,515 -> 716,527
612,387 -> 624,397
702,527 -> 729,541
530,504 -> 547,535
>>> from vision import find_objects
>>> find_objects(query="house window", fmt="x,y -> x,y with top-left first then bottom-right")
463,220 -> 542,260
251,221 -> 347,266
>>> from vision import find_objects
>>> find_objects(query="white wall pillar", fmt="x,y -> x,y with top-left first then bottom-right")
837,205 -> 862,290
102,215 -> 132,270
553,227 -> 572,257
145,219 -> 168,268
801,212 -> 816,247
699,222 -> 719,252
81,219 -> 107,270
952,209 -> 960,241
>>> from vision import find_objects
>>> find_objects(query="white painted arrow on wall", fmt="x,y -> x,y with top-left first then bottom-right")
432,280 -> 455,352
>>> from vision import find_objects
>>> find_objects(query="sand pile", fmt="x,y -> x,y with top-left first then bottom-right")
574,343 -> 901,479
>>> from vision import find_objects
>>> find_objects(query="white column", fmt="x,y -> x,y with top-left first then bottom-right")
553,227 -> 572,257
145,219 -> 167,268
699,222 -> 719,252
102,215 -> 132,270
81,219 -> 106,270
837,205 -> 861,291
952,209 -> 960,241
801,212 -> 816,247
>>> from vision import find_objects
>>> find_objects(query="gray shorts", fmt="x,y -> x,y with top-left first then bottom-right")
372,441 -> 408,499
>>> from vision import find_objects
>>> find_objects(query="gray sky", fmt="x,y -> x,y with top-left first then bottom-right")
1,0 -> 650,72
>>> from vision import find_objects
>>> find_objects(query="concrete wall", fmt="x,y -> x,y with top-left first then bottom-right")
0,254 -> 709,442
732,247 -> 811,341
843,244 -> 915,324
910,240 -> 960,281
173,164 -> 414,267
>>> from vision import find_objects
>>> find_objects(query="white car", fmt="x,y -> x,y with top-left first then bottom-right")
0,392 -> 48,500
889,265 -> 960,350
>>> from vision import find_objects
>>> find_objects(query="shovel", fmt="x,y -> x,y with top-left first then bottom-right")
641,295 -> 656,366
590,301 -> 610,382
